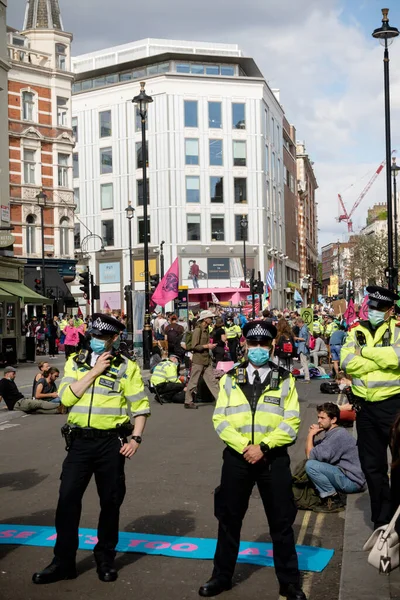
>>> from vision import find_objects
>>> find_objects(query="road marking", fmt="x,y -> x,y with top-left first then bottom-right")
302,513 -> 325,597
0,423 -> 20,430
296,510 -> 311,546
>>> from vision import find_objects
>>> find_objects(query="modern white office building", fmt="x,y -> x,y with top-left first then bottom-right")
71,38 -> 288,311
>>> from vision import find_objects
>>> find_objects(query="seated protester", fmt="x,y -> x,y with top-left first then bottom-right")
35,367 -> 61,404
0,366 -> 24,410
150,355 -> 186,403
310,334 -> 328,365
336,371 -> 356,422
32,361 -> 50,399
305,402 -> 365,512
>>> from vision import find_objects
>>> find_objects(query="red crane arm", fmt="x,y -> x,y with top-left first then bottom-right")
348,162 -> 385,219
338,194 -> 349,220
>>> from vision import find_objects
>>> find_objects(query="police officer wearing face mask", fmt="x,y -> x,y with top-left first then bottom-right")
199,321 -> 306,600
340,286 -> 400,529
32,313 -> 150,585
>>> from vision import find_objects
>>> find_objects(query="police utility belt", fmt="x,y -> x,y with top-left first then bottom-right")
61,423 -> 133,449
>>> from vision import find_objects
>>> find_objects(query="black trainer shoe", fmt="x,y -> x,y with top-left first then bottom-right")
97,562 -> 118,582
198,577 -> 232,597
314,493 -> 345,513
279,583 -> 308,599
32,558 -> 77,584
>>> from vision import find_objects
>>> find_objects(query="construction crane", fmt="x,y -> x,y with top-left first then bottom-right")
337,155 -> 391,232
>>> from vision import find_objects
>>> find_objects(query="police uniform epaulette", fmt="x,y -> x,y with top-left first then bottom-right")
225,360 -> 290,380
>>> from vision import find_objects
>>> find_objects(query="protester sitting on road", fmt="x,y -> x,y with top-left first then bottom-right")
0,366 -> 24,410
310,334 -> 328,366
336,372 -> 356,422
305,402 -> 365,512
35,367 -> 60,404
150,354 -> 186,403
32,361 -> 50,398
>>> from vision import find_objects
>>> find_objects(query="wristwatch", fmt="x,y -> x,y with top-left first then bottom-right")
260,442 -> 269,455
131,435 -> 142,444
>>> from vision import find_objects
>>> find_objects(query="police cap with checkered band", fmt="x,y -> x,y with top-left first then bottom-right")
242,320 -> 277,342
89,313 -> 125,336
366,286 -> 399,310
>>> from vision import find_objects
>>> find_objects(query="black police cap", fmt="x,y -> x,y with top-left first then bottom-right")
242,320 -> 277,341
366,286 -> 399,310
89,313 -> 125,336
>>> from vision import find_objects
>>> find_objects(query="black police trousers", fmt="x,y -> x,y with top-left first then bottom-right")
356,395 -> 400,527
212,446 -> 300,587
54,436 -> 126,565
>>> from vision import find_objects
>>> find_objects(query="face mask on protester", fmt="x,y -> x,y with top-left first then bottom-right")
248,347 -> 270,367
368,308 -> 385,328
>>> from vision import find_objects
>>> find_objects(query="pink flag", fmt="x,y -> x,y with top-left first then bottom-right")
151,258 -> 179,306
103,300 -> 111,310
359,295 -> 369,320
344,298 -> 356,325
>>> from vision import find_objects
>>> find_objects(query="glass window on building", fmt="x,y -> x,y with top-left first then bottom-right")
187,214 -> 201,241
184,100 -> 198,128
277,158 -> 281,183
100,147 -> 112,174
100,183 -> 113,209
233,141 -> 246,167
232,103 -> 245,129
206,65 -> 220,75
56,43 -> 67,70
210,176 -> 223,203
6,304 -> 16,335
23,149 -> 36,184
137,179 -> 150,206
191,64 -> 204,74
72,116 -> 78,142
211,215 -> 225,241
185,139 -> 199,165
186,176 -> 200,203
176,63 -> 190,73
26,214 -> 36,254
271,117 -> 275,144
209,139 -> 223,166
221,65 -> 235,76
208,102 -> 222,128
235,214 -> 248,241
136,141 -> 148,169
234,178 -> 247,203
73,152 -> 79,179
57,96 -> 68,126
102,219 -> 114,246
138,217 -> 151,243
265,145 -> 269,174
74,223 -> 80,250
58,153 -> 69,187
22,91 -> 34,121
73,187 -> 80,213
60,218 -> 69,255
99,110 -> 112,138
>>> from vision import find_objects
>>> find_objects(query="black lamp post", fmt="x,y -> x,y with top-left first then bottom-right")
392,157 -> 400,289
36,190 -> 47,297
133,81 -> 153,369
80,233 -> 106,315
240,214 -> 248,284
372,8 -> 399,291
160,240 -> 165,279
125,201 -> 135,343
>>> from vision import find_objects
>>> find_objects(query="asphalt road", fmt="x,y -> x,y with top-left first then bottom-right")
0,361 -> 344,600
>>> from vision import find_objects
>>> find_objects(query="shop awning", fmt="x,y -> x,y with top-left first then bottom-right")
0,281 -> 52,304
0,289 -> 16,302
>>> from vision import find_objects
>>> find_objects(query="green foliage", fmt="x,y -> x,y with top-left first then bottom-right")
348,233 -> 389,288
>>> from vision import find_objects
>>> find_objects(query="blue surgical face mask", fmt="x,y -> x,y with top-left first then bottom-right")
90,338 -> 107,354
368,308 -> 385,328
112,337 -> 121,350
248,347 -> 270,367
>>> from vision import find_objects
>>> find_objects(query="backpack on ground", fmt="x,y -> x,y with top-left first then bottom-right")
275,335 -> 295,359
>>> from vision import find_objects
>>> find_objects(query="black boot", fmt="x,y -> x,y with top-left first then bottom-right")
32,558 -> 77,584
279,583 -> 308,599
198,577 -> 232,597
313,493 -> 345,513
97,562 -> 118,583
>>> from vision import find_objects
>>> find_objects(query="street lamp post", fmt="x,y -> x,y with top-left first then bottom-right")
392,157 -> 400,290
240,215 -> 248,284
125,202 -> 135,344
80,233 -> 106,315
160,240 -> 165,279
133,81 -> 153,369
36,190 -> 47,297
372,8 -> 399,291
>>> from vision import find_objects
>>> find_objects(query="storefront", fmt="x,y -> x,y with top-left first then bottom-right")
0,256 -> 51,364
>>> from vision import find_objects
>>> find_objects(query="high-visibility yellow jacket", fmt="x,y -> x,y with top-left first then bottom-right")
340,318 -> 400,402
59,352 -> 150,430
60,319 -> 68,332
225,324 -> 242,340
313,321 -> 323,335
326,322 -> 339,338
150,360 -> 180,387
212,363 -> 300,454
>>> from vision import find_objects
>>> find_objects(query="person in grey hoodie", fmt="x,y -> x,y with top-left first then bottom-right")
305,402 -> 366,512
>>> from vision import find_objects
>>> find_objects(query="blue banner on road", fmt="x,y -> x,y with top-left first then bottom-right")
0,524 -> 334,572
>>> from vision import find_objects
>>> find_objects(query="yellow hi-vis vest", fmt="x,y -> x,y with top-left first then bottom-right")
212,366 -> 300,454
340,318 -> 400,402
326,322 -> 339,337
313,321 -> 322,335
59,352 -> 150,430
150,360 -> 180,387
225,324 -> 241,340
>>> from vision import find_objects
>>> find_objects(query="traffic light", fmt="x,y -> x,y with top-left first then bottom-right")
92,285 -> 100,300
79,269 -> 90,300
34,278 -> 42,293
257,280 -> 264,295
124,284 -> 132,303
338,283 -> 346,300
150,274 -> 160,293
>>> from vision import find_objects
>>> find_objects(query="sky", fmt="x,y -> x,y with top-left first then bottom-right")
7,0 -> 400,250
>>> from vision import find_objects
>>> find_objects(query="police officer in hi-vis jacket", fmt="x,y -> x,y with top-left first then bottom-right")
199,320 -> 306,600
32,313 -> 150,585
